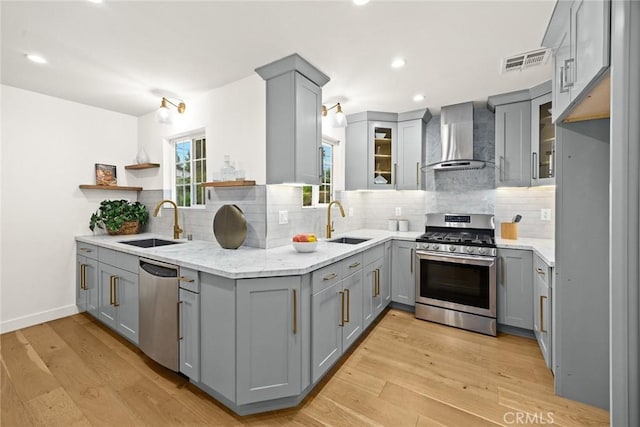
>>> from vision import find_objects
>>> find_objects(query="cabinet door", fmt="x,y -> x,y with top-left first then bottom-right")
98,264 -> 118,330
311,280 -> 342,383
295,72 -> 322,185
380,242 -> 392,309
391,241 -> 416,306
531,93 -> 555,186
362,264 -> 377,329
114,268 -> 139,344
236,277 -> 301,405
570,0 -> 610,99
342,271 -> 363,351
497,249 -> 533,330
368,121 -> 397,189
396,120 -> 423,190
345,120 -> 369,190
533,260 -> 552,368
179,289 -> 200,381
76,255 -> 98,316
553,28 -> 573,122
495,101 -> 532,187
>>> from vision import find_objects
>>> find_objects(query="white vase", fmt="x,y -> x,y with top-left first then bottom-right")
136,147 -> 149,164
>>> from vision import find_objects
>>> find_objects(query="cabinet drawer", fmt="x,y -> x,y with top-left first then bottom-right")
98,247 -> 138,273
533,255 -> 550,287
363,244 -> 384,266
179,267 -> 200,293
77,242 -> 98,260
312,262 -> 343,294
342,253 -> 364,277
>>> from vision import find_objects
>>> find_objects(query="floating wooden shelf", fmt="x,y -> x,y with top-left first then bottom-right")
124,163 -> 160,170
201,180 -> 256,188
79,185 -> 143,191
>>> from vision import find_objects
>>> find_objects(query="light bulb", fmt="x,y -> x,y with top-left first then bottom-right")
156,105 -> 171,124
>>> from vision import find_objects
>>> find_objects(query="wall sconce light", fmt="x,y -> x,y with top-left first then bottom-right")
322,102 -> 348,128
156,97 -> 186,124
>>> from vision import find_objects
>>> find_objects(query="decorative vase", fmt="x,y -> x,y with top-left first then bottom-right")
136,147 -> 150,164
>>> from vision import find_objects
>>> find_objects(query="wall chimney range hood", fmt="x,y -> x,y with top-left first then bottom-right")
427,102 -> 486,171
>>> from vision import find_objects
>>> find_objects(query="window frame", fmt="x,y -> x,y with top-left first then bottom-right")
302,137 -> 337,207
170,133 -> 207,208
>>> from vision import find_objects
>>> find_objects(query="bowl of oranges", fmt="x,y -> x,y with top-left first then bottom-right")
292,233 -> 318,253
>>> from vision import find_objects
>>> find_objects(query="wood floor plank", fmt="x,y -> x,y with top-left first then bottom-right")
1,357 -> 39,426
26,386 -> 92,427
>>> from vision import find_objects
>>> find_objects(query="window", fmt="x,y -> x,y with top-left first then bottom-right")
173,135 -> 206,207
303,139 -> 335,207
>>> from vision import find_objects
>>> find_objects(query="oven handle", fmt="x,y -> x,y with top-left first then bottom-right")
416,250 -> 496,267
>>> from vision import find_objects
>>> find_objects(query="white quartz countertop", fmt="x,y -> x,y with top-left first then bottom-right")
76,229 -> 422,279
496,237 -> 555,266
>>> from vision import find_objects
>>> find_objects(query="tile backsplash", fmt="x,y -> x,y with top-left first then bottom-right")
495,186 -> 555,239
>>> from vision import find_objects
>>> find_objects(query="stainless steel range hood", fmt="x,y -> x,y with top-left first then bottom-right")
430,102 -> 486,171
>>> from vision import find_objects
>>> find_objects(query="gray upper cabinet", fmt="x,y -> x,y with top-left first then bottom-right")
391,240 -> 416,306
497,248 -> 533,330
531,93 -> 556,186
495,101 -> 532,187
255,53 -> 330,185
345,120 -> 368,190
236,276 -> 301,405
542,0 -> 610,123
368,121 -> 397,189
397,119 -> 426,190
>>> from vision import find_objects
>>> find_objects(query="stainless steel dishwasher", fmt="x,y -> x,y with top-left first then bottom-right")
139,258 -> 179,371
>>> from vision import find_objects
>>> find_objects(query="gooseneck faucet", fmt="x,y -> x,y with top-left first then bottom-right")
326,200 -> 346,239
153,199 -> 183,239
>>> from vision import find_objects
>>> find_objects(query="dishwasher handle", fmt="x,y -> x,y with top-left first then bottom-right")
140,260 -> 178,278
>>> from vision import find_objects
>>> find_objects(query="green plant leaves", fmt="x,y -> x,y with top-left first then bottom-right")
88,199 -> 150,232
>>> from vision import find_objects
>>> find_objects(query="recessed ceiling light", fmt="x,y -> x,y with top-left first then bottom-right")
26,54 -> 47,64
391,58 -> 406,69
353,0 -> 370,5
413,94 -> 425,102
87,0 -> 103,3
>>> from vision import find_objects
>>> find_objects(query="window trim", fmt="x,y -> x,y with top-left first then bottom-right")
302,137 -> 338,208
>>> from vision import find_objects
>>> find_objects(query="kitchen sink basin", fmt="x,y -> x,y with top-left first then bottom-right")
328,237 -> 371,245
119,238 -> 183,248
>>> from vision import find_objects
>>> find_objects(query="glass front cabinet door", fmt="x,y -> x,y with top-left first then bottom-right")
531,93 -> 555,186
369,122 -> 397,189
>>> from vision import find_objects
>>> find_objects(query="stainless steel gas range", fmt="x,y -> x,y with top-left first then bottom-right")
415,213 -> 497,336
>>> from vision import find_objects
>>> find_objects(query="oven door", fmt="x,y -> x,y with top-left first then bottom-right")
415,251 -> 496,318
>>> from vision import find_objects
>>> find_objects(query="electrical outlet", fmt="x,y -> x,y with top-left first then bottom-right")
395,207 -> 402,217
348,207 -> 354,217
279,210 -> 288,225
541,208 -> 552,221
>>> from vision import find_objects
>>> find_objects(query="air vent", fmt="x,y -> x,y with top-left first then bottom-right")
502,49 -> 550,73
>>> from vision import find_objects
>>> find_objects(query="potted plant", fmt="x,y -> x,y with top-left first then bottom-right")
89,199 -> 149,235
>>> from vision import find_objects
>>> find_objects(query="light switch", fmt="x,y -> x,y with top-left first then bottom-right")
279,210 -> 288,224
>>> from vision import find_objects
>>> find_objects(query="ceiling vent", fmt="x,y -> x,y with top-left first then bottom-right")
502,49 -> 550,73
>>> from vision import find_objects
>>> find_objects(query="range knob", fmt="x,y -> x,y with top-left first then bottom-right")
466,246 -> 475,254
432,244 -> 440,251
449,245 -> 456,252
422,243 -> 430,250
478,247 -> 487,255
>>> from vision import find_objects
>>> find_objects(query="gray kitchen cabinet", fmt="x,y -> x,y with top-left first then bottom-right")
396,119 -> 425,190
76,245 -> 99,317
533,255 -> 552,369
363,258 -> 383,329
179,288 -> 200,382
380,241 -> 392,310
345,120 -> 369,190
542,0 -> 610,122
368,121 -> 397,189
236,276 -> 301,405
97,262 -> 139,344
391,240 -> 416,306
255,54 -> 329,185
497,248 -> 533,330
531,93 -> 556,186
341,270 -> 364,350
495,101 -> 532,187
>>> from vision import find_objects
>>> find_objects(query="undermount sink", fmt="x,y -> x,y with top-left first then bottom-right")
119,238 -> 183,248
327,237 -> 371,245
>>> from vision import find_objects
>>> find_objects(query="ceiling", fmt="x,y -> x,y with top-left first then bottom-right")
1,1 -> 555,117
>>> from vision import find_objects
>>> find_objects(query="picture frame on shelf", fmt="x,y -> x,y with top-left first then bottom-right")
95,163 -> 117,186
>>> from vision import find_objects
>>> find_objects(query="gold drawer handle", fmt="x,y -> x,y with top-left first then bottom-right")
79,247 -> 93,253
349,262 -> 361,269
323,273 -> 338,281
536,267 -> 545,276
178,276 -> 195,283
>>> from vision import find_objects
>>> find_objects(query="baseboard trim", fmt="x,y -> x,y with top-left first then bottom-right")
0,304 -> 80,334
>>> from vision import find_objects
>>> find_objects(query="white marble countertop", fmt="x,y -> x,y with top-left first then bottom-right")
496,237 -> 555,266
76,229 -> 422,279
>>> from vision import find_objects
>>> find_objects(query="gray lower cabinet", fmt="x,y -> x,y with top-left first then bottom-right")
179,288 -> 200,381
363,258 -> 383,329
97,262 -> 139,344
533,255 -> 552,369
236,276 -> 301,405
391,240 -> 416,306
497,248 -> 533,330
495,101 -> 532,187
381,241 -> 392,309
76,254 -> 98,316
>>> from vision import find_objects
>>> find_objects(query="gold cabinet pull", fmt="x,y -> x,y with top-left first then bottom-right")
79,247 -> 93,253
323,273 -> 338,281
393,163 -> 397,185
345,288 -> 350,323
410,249 -> 414,273
536,267 -> 546,276
349,262 -> 361,269
372,270 -> 377,297
292,289 -> 297,335
540,295 -> 547,333
416,162 -> 420,186
112,276 -> 120,307
178,301 -> 183,341
109,276 -> 115,305
178,276 -> 195,283
338,291 -> 345,326
80,264 -> 87,290
376,269 -> 380,296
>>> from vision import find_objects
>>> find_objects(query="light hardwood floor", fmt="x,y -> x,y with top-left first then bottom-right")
1,309 -> 609,426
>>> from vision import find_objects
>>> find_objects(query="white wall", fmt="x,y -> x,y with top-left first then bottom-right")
135,75 -> 266,191
0,85 -> 138,332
